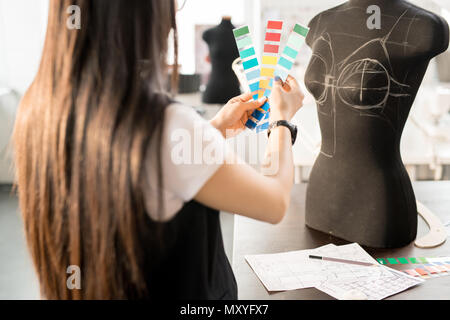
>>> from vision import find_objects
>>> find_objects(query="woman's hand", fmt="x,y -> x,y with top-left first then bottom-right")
269,75 -> 304,122
210,93 -> 267,138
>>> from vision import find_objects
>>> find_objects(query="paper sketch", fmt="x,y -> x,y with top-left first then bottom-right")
245,243 -> 423,298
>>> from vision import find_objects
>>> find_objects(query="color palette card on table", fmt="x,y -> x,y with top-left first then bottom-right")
376,256 -> 450,279
377,257 -> 430,265
233,21 -> 309,131
404,257 -> 450,279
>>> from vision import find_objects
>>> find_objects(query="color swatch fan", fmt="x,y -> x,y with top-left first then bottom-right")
233,21 -> 309,131
252,20 -> 284,131
274,24 -> 309,81
233,26 -> 261,103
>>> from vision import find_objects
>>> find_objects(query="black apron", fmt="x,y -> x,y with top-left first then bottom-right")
142,201 -> 238,300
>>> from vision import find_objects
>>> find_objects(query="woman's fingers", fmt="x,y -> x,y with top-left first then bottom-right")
285,75 -> 299,89
274,76 -> 283,85
285,75 -> 304,101
274,76 -> 291,92
237,92 -> 254,102
241,96 -> 267,112
282,82 -> 292,92
227,92 -> 252,104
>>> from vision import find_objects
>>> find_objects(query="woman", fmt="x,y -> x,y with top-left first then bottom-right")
13,0 -> 304,299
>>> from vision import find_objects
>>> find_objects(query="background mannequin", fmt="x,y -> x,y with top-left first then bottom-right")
304,0 -> 449,248
202,16 -> 241,104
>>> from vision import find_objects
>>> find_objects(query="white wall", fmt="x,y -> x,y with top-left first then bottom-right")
3,0 -> 446,87
176,0 -> 248,74
0,0 -> 49,95
0,0 -> 48,182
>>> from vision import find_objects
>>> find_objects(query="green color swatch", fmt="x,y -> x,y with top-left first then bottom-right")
283,46 -> 298,60
387,258 -> 399,264
377,258 -> 387,265
243,58 -> 258,70
234,26 -> 250,38
239,47 -> 256,59
397,257 -> 409,264
408,257 -> 419,264
236,36 -> 252,49
287,35 -> 304,50
278,57 -> 293,70
293,24 -> 309,37
418,257 -> 428,263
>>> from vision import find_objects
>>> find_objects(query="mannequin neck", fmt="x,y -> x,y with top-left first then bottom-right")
220,17 -> 232,27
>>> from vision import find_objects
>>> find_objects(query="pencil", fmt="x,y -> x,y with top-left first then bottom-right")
308,255 -> 377,267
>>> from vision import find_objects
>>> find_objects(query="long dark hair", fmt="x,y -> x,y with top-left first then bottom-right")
13,0 -> 178,299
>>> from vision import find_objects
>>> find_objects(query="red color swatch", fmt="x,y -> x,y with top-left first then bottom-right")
424,266 -> 438,274
404,270 -> 417,277
265,32 -> 281,42
264,44 -> 279,54
415,268 -> 428,276
267,20 -> 283,30
436,266 -> 448,272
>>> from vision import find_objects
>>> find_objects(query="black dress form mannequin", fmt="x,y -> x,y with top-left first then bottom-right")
304,0 -> 449,248
202,17 -> 241,104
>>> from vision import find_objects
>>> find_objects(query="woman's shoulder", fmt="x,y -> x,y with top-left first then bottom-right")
165,102 -> 200,116
164,102 -> 207,130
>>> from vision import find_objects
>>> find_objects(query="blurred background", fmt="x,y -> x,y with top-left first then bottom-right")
1,0 -> 449,299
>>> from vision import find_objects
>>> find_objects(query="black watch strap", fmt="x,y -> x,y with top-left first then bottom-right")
267,120 -> 298,145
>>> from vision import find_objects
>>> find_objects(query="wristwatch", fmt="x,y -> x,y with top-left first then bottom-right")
267,120 -> 298,145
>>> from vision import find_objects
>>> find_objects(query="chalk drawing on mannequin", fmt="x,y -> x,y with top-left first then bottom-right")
306,9 -> 412,158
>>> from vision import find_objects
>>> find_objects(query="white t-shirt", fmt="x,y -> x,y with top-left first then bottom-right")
143,103 -> 228,222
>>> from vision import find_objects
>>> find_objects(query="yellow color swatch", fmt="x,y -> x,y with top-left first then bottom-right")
257,89 -> 265,98
259,79 -> 272,89
261,68 -> 275,77
262,55 -> 278,66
